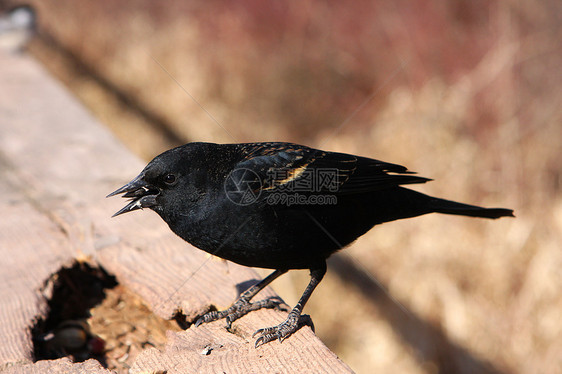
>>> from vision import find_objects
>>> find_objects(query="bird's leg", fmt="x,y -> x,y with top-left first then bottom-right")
253,262 -> 326,348
195,268 -> 288,328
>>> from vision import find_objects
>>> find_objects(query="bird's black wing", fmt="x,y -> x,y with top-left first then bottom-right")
234,142 -> 333,192
234,142 -> 431,196
334,155 -> 432,194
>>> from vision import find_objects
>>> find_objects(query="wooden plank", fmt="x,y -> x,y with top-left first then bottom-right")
2,358 -> 111,374
0,165 -> 87,368
0,51 -> 352,372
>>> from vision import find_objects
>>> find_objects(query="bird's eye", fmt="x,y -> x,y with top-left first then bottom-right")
163,174 -> 176,185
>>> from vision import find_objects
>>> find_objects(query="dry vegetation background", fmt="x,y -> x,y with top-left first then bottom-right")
6,0 -> 561,373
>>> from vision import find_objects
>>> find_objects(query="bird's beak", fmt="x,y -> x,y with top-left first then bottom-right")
106,173 -> 159,217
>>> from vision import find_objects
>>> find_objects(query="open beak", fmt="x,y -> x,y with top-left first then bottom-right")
106,173 -> 159,217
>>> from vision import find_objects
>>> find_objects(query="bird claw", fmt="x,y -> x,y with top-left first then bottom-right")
194,311 -> 220,327
253,312 -> 300,348
194,297 -> 286,329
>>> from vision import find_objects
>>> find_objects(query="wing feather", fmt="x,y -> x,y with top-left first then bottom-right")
233,143 -> 431,195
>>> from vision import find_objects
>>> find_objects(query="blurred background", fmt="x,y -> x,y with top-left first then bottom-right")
3,0 -> 560,373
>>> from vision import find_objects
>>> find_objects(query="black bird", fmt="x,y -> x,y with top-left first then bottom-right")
108,142 -> 513,347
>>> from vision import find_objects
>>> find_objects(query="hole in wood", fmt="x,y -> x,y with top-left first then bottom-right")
31,260 -> 117,364
31,259 -> 183,372
172,310 -> 192,330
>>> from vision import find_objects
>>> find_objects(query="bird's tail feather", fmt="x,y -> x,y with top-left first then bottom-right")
428,197 -> 514,219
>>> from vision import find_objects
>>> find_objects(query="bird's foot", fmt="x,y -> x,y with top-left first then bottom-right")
195,296 -> 286,329
252,310 -> 309,348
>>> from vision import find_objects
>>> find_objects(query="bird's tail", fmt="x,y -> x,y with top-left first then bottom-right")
427,196 -> 514,219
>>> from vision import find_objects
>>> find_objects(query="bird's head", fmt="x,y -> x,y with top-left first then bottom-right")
107,144 -> 212,218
